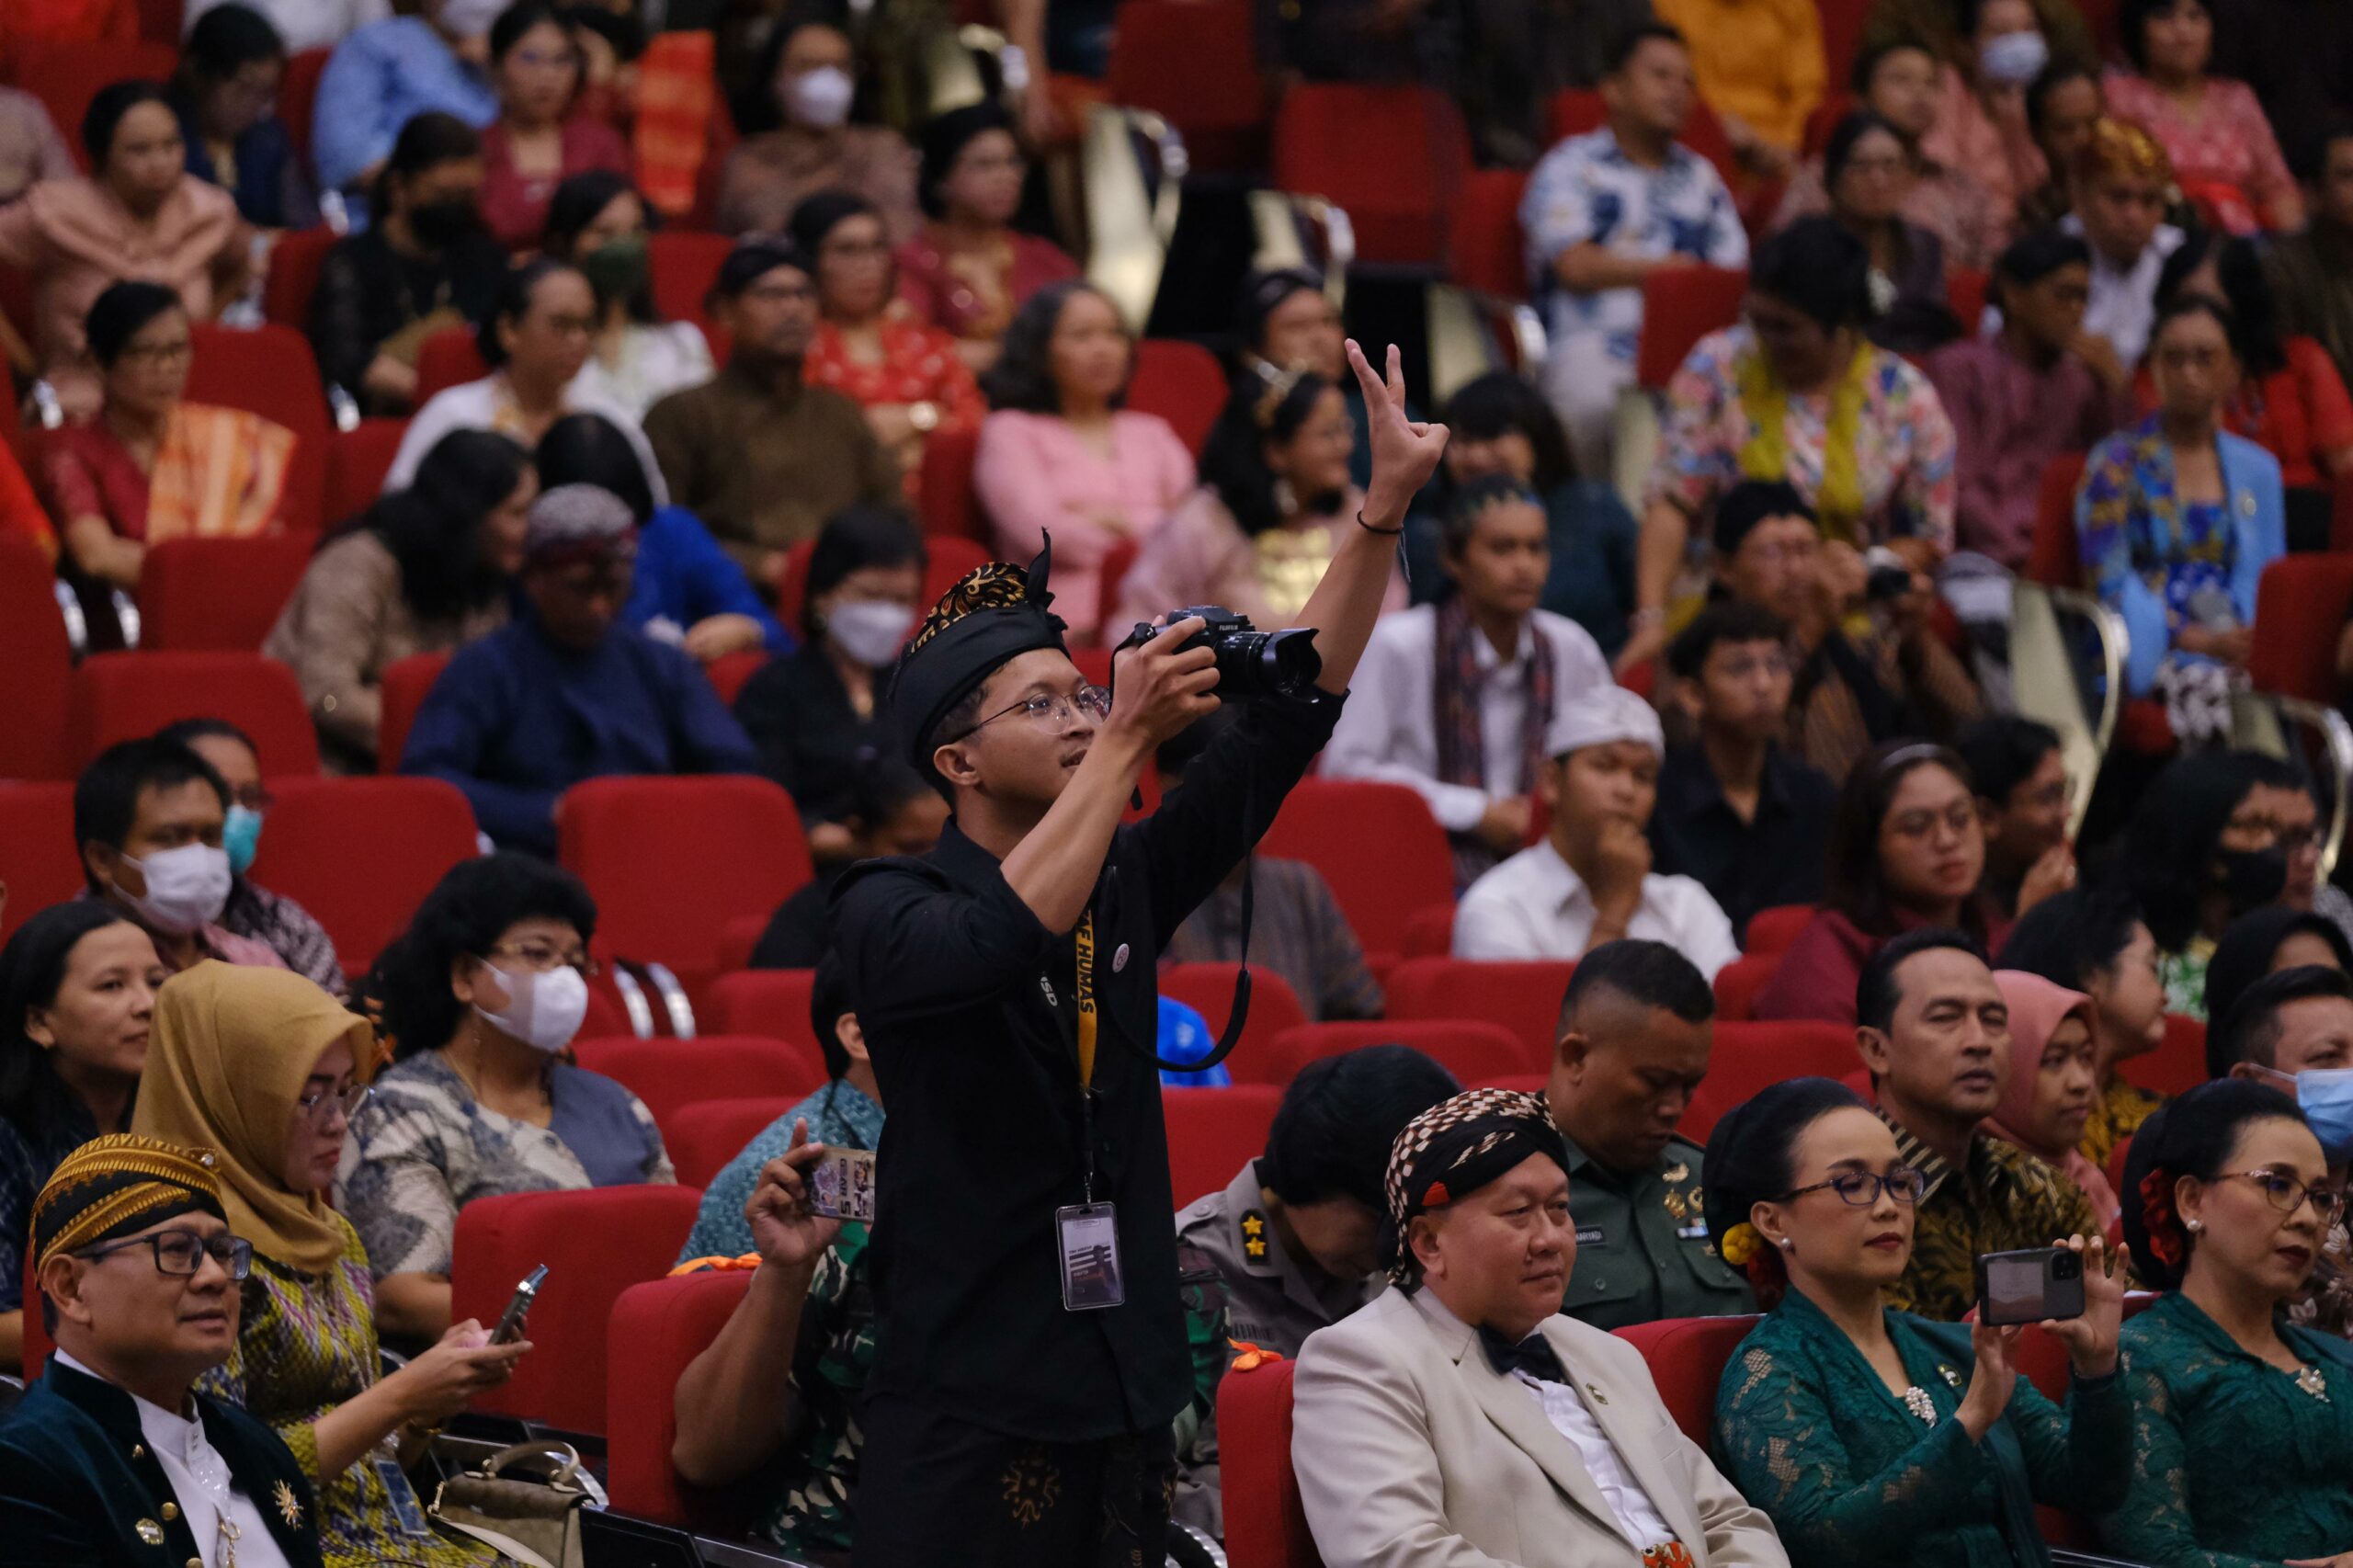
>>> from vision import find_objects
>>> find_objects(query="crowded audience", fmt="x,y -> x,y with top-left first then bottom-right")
1995,884 -> 2171,1169
169,3 -> 315,231
2105,0 -> 2300,233
476,2 -> 626,251
542,170 -> 714,420
894,101 -> 1076,373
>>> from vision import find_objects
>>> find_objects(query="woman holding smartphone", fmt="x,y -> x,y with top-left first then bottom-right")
133,963 -> 529,1568
2105,1079 -> 2353,1566
1707,1077 -> 2131,1568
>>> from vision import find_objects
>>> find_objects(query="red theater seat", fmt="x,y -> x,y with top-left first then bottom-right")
1104,0 -> 1267,172
0,783 -> 81,931
1159,963 -> 1308,1060
1255,1018 -> 1527,1089
18,40 -> 180,173
1712,951 -> 1779,1021
377,651 -> 450,774
0,535 -> 74,781
665,1096 -> 803,1189
263,226 -> 336,332
1635,267 -> 1747,390
1271,84 -> 1472,267
139,535 -> 314,650
2251,553 -> 2353,702
246,777 -> 476,973
415,327 -> 490,403
557,776 -> 813,983
1260,779 -> 1453,960
1744,903 -> 1816,956
1129,339 -> 1229,456
2120,1014 -> 2208,1097
649,230 -> 733,351
1385,958 -> 1575,1067
326,419 -> 409,528
917,422 -> 984,540
278,48 -> 328,170
1612,1314 -> 1763,1444
571,1036 -> 825,1137
2028,452 -> 2088,587
1400,903 -> 1454,958
186,324 -> 330,533
450,1185 -> 705,1435
606,1270 -> 759,1528
706,969 -> 822,1051
1448,167 -> 1530,299
70,653 -> 318,774
1165,1084 -> 1284,1210
1681,1020 -> 1863,1142
1217,1357 -> 1316,1568
703,649 -> 769,706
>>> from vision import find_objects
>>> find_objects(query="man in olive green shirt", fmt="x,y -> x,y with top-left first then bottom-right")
1548,938 -> 1754,1328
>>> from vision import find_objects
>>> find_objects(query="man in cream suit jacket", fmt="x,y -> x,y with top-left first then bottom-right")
1292,1088 -> 1788,1568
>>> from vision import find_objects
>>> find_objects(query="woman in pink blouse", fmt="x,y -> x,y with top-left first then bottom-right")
894,103 -> 1078,375
477,2 -> 628,253
972,280 -> 1193,641
1920,0 -> 2054,236
2103,0 -> 2301,233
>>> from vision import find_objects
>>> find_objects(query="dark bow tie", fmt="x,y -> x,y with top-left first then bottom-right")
1479,1324 -> 1568,1384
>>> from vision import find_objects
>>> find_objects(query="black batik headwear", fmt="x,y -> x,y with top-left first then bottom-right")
888,536 -> 1072,778
1383,1089 -> 1572,1289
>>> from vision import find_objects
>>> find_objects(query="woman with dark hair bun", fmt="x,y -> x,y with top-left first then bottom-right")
1632,214 -> 1958,672
1117,368 -> 1408,632
895,101 -> 1076,372
1708,1076 -> 2131,1568
1995,883 -> 2169,1169
2107,1079 -> 2353,1565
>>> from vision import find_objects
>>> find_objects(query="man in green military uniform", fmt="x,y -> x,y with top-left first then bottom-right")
1547,939 -> 1754,1329
1172,1044 -> 1459,1540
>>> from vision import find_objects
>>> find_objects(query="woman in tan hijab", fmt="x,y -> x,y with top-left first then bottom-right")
133,961 -> 529,1568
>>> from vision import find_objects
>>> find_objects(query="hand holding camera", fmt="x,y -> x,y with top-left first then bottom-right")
1107,615 -> 1225,753
2037,1233 -> 2127,1380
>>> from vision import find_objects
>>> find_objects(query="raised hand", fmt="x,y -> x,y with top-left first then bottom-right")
1347,339 -> 1448,523
1957,1320 -> 2022,1439
745,1119 -> 845,1274
2042,1233 -> 2126,1380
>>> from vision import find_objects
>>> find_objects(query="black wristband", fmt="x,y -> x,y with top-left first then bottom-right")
1355,509 -> 1404,537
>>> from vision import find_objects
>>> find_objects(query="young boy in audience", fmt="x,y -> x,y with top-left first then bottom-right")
1953,713 -> 2075,921
1454,684 -> 1740,977
74,737 -> 288,976
1859,928 -> 2102,1320
1549,939 -> 1754,1328
1522,22 -> 1750,473
1650,600 -> 1835,940
1325,474 -> 1612,890
1171,1043 -> 1460,1539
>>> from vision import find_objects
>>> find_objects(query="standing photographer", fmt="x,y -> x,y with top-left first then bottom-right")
831,341 -> 1446,1568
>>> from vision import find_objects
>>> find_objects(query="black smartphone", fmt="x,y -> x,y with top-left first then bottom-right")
490,1264 -> 548,1346
1975,1246 -> 2085,1326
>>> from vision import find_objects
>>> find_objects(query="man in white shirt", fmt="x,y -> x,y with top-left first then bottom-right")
0,1135 -> 319,1568
1290,1088 -> 1788,1568
2063,118 -> 2184,373
1326,475 -> 1612,888
1454,683 -> 1740,976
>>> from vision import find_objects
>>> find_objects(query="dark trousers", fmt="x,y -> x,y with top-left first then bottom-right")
849,1393 -> 1176,1568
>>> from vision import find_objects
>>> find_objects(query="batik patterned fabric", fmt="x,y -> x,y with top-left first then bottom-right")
759,1226 -> 876,1557
2077,1073 -> 2165,1176
1382,1088 -> 1563,1286
198,1211 -> 502,1568
1879,1111 -> 2100,1322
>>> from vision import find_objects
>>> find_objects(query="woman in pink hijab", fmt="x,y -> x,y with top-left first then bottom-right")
1988,969 -> 2121,1231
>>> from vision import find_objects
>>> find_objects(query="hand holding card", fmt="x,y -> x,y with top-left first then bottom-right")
745,1118 -> 844,1268
810,1148 -> 879,1223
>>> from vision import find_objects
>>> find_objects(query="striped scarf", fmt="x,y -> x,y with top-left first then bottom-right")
1433,593 -> 1552,887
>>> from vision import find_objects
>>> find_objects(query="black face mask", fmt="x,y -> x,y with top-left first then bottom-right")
2215,845 -> 2290,915
408,198 -> 481,248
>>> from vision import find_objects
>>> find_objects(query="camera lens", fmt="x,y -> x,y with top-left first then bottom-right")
2052,1254 -> 2081,1278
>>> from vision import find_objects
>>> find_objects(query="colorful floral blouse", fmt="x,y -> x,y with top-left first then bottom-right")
1648,324 -> 1957,553
2077,1071 -> 2165,1175
198,1213 -> 503,1568
2105,1290 -> 2353,1566
2101,72 -> 2297,227
802,316 -> 985,500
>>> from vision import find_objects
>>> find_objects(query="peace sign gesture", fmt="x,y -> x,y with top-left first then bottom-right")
1348,338 -> 1449,525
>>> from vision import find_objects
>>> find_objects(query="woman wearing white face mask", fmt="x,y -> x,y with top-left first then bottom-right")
1920,0 -> 2064,234
714,11 -> 920,244
734,504 -> 928,864
339,854 -> 673,1346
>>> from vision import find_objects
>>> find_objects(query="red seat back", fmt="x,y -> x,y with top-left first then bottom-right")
1818,0 -> 1873,92
571,1036 -> 825,1139
916,421 -> 985,540
246,777 -> 476,974
0,782 -> 82,936
263,227 -> 337,332
702,649 -> 769,706
1163,1083 -> 1283,1209
1104,0 -> 1267,172
1610,1314 -> 1763,1445
1399,903 -> 1454,957
277,48 -> 329,171
377,651 -> 451,774
70,652 -> 318,774
1545,87 -> 1608,142
186,324 -> 330,532
2028,452 -> 2089,587
2120,1013 -> 2208,1097
1636,266 -> 1747,391
326,419 -> 409,528
1712,950 -> 1779,1021
1384,957 -> 1576,1067
1744,903 -> 1816,956
1254,1018 -> 1525,1089
665,1096 -> 803,1190
1217,1356 -> 1319,1568
2251,553 -> 2353,702
606,1270 -> 759,1528
1259,778 -> 1453,960
1446,167 -> 1529,300
1682,1019 -> 1862,1142
648,230 -> 734,351
1270,85 -> 1472,267
558,776 -> 813,982
139,535 -> 314,650
1128,339 -> 1229,457
706,969 -> 822,1051
0,535 -> 74,780
415,326 -> 490,404
1948,267 -> 1989,330
449,1185 -> 705,1434
1159,962 -> 1307,1062
17,40 -> 180,174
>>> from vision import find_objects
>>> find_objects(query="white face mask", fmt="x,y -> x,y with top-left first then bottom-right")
827,599 -> 915,667
784,64 -> 855,129
1979,29 -> 2049,85
113,843 -> 232,936
472,963 -> 591,1054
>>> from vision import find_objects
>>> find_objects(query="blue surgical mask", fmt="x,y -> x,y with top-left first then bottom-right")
223,804 -> 263,878
2294,1068 -> 2353,1164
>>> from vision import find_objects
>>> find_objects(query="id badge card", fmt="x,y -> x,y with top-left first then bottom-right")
375,1454 -> 434,1539
809,1147 -> 877,1223
1056,1202 -> 1125,1311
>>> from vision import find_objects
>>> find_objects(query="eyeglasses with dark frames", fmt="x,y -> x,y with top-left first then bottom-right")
77,1230 -> 254,1279
1780,1166 -> 1928,1207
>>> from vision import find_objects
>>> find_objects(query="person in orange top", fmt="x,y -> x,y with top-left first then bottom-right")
1651,0 -> 1825,177
789,187 -> 983,501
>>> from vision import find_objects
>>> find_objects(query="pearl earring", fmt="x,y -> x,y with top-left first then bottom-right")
2186,1219 -> 2202,1233
1777,1237 -> 1793,1249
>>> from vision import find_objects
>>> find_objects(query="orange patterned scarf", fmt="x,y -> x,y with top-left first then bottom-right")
144,401 -> 295,546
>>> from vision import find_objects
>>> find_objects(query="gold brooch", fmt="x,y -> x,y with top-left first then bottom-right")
2294,1364 -> 2330,1401
274,1480 -> 302,1527
136,1519 -> 165,1545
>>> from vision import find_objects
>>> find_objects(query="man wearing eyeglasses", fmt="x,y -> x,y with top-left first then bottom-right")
1855,929 -> 2100,1321
830,341 -> 1446,1567
0,1133 -> 323,1568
